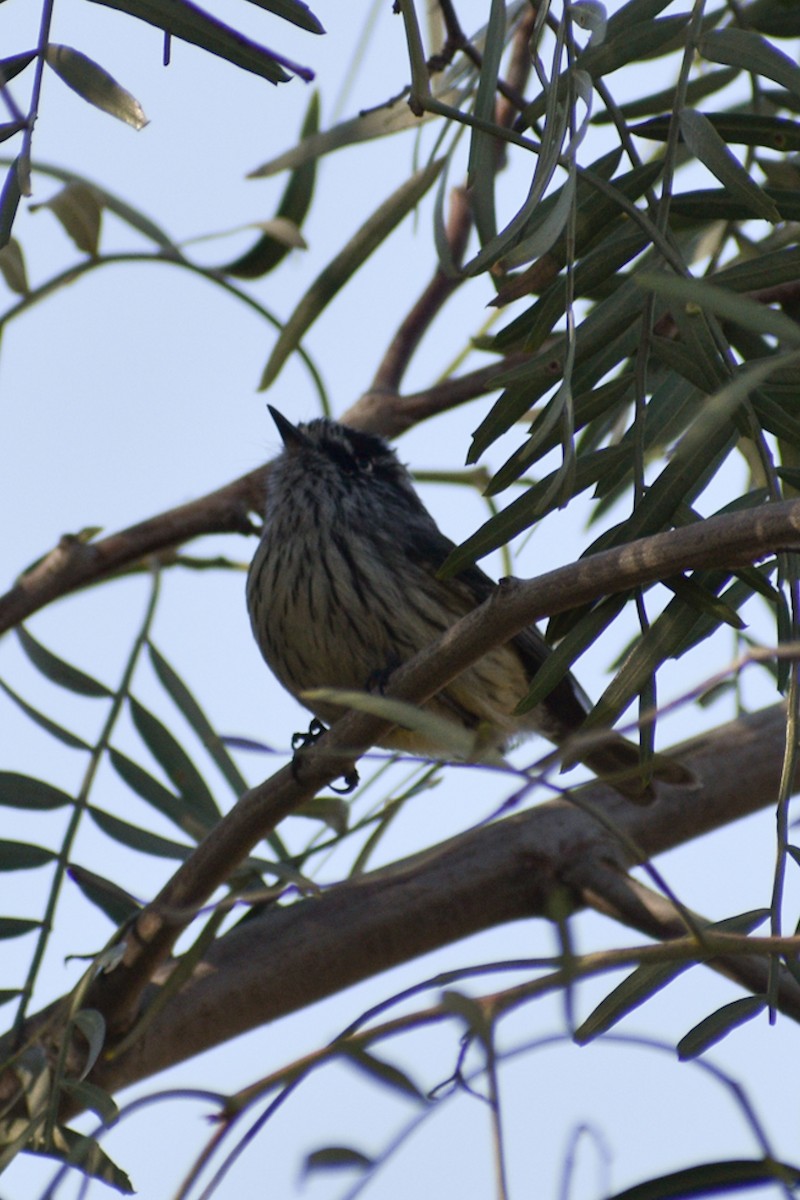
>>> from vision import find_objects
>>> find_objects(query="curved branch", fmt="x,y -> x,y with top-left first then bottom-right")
79,703 -> 800,1100
75,497 -> 800,1034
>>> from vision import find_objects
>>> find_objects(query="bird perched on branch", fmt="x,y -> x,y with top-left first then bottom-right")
247,408 -> 685,801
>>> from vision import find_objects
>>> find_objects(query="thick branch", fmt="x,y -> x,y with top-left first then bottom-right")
0,359 -> 527,635
83,703 -> 799,1099
74,497 -> 800,1034
0,468 -> 265,635
342,354 -> 530,436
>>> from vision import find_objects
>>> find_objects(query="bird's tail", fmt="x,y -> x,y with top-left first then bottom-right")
562,730 -> 692,804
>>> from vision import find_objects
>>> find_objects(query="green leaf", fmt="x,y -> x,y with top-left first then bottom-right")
637,272 -> 800,346
128,697 -> 220,823
603,0 -> 674,35
466,0 -> 505,246
0,51 -> 37,82
575,910 -> 768,1043
0,156 -> 179,252
518,596 -> 627,714
242,0 -> 323,34
593,65 -> 739,122
60,1079 -> 119,1126
0,841 -> 56,871
45,45 -> 148,130
700,27 -> 800,100
473,268 -> 656,464
524,15 -> 690,125
260,158 -> 445,388
67,863 -> 140,925
678,109 -> 780,222
31,1125 -> 133,1193
108,747 -> 205,838
0,238 -> 27,293
303,1146 -> 373,1175
575,958 -> 690,1045
671,185 -> 800,223
69,1009 -> 107,1079
0,678 -> 91,751
634,111 -> 800,153
0,157 -> 22,248
223,91 -> 319,278
304,688 -> 485,760
85,0 -> 307,84
17,626 -> 112,697
31,181 -> 104,255
147,644 -> 247,798
443,446 -> 629,574
0,771 -> 73,810
293,796 -> 349,835
249,86 -> 456,178
0,918 -> 41,939
605,1159 -> 800,1200
677,995 -> 766,1060
89,806 -> 193,860
342,1046 -> 426,1102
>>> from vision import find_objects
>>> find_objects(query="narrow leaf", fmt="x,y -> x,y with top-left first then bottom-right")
128,697 -> 220,822
576,910 -> 768,1043
71,1009 -> 107,1077
242,0 -> 324,34
224,91 -> 319,278
466,0 -> 505,245
303,1146 -> 373,1175
0,918 -> 41,939
147,644 -> 247,798
343,1047 -> 425,1102
107,748 -> 203,836
260,158 -> 445,388
68,864 -> 140,925
637,272 -> 800,346
679,109 -> 780,222
0,238 -> 27,293
89,806 -> 193,860
0,51 -> 37,82
33,1125 -> 133,1193
575,959 -> 689,1044
0,157 -> 21,248
0,841 -> 56,871
85,0 -> 304,84
634,111 -> 800,153
605,1159 -> 800,1200
31,182 -> 103,255
60,1079 -> 119,1126
248,88 -> 456,177
0,772 -> 73,811
678,995 -> 766,1060
443,446 -> 629,573
45,45 -> 148,130
17,626 -> 112,697
700,28 -> 800,100
0,678 -> 91,751
304,688 -> 482,760
671,185 -> 800,223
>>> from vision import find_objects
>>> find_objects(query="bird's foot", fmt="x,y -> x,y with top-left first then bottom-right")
290,718 -> 360,794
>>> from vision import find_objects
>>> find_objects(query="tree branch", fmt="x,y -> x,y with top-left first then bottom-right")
78,702 -> 800,1101
49,498 -> 800,1036
0,356 -> 529,636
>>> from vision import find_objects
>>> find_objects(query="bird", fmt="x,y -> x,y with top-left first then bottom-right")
247,407 -> 684,800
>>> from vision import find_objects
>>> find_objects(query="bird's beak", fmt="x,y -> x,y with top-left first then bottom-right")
268,406 -> 311,451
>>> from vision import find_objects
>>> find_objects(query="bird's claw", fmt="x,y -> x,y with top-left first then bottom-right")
290,718 -> 360,794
